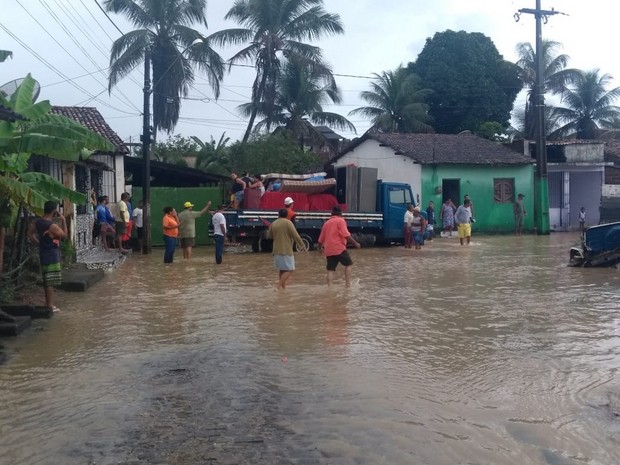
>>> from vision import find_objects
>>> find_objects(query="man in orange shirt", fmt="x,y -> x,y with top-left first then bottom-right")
284,197 -> 296,223
317,205 -> 361,287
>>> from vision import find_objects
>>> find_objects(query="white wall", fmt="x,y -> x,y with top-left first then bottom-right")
335,139 -> 422,198
114,154 -> 125,201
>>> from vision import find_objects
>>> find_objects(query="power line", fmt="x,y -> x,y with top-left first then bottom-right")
93,0 -> 124,35
0,21 -> 136,115
80,0 -> 115,42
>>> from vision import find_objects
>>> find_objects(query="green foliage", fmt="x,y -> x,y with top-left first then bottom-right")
475,122 -> 508,141
211,0 -> 345,142
553,69 -> 620,139
0,50 -> 13,63
234,133 -> 320,174
350,66 -> 432,133
151,134 -> 199,166
105,0 -> 224,133
409,30 -> 522,134
0,74 -> 113,216
193,133 -> 230,174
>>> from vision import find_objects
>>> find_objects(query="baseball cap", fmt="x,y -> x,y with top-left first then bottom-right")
284,197 -> 294,206
183,201 -> 194,208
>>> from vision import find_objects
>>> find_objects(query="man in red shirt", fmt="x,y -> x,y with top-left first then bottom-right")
284,197 -> 296,223
318,205 -> 361,287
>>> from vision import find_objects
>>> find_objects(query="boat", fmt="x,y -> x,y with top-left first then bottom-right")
569,221 -> 620,267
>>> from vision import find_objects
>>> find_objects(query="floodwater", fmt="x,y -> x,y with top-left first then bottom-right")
1,233 -> 619,465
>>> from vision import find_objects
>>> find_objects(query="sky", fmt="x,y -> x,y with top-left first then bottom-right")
1,0 -> 618,146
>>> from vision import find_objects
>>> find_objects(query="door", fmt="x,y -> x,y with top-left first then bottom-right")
442,179 -> 460,205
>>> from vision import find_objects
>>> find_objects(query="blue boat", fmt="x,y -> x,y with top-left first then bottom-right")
569,221 -> 620,267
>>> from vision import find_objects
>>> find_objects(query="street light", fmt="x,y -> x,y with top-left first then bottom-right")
141,38 -> 204,254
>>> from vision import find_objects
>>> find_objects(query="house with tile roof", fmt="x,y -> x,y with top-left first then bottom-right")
28,106 -> 128,262
334,132 -> 535,233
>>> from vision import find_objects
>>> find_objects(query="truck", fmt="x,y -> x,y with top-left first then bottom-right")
222,167 -> 416,252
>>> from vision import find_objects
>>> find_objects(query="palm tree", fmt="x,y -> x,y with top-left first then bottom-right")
211,0 -> 344,143
515,40 -> 579,140
349,66 -> 433,133
552,69 -> 620,139
244,58 -> 355,146
105,0 -> 224,133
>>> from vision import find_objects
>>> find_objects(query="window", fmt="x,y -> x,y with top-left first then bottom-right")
388,187 -> 413,205
494,178 -> 515,203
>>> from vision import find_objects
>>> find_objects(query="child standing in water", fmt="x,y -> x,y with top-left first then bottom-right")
579,207 -> 586,233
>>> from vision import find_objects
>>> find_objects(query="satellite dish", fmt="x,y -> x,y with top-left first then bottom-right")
0,77 -> 41,102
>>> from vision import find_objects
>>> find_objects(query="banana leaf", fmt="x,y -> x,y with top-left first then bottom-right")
0,175 -> 47,215
20,171 -> 87,204
0,50 -> 12,63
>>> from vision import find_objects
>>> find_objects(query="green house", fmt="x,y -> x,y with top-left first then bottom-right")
335,132 -> 535,233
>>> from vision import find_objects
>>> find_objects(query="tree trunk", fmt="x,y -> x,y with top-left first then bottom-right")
242,69 -> 270,144
0,225 -> 4,277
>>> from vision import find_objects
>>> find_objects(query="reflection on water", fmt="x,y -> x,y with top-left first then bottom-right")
1,234 -> 620,464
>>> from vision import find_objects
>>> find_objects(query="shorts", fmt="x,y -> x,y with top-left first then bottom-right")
515,214 -> 524,228
326,250 -> 353,271
457,223 -> 471,239
180,237 -> 195,248
274,254 -> 295,271
136,227 -> 143,239
234,191 -> 244,203
41,262 -> 62,287
115,222 -> 127,235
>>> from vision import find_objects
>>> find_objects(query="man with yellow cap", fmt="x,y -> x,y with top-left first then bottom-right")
178,200 -> 211,259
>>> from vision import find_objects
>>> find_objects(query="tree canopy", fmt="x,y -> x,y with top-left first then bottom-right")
105,0 -> 224,133
409,30 -> 522,134
349,66 -> 432,133
211,0 -> 344,142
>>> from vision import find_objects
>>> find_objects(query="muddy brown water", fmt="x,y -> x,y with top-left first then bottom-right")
1,233 -> 619,465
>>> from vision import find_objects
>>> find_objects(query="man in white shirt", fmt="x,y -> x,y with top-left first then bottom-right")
211,204 -> 227,264
455,199 -> 473,246
403,204 -> 414,249
132,200 -> 144,252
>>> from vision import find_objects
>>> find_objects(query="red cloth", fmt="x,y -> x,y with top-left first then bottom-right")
259,192 -> 309,211
122,220 -> 133,241
307,193 -> 339,212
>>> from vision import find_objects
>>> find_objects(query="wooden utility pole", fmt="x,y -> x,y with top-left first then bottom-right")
516,1 -> 563,234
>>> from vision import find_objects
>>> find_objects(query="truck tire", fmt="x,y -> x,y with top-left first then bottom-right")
298,234 -> 314,251
260,238 -> 273,253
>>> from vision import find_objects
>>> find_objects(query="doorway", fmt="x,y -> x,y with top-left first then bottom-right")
442,179 -> 460,205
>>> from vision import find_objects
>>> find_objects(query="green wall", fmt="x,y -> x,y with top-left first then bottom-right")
132,186 -> 222,246
421,164 -> 534,233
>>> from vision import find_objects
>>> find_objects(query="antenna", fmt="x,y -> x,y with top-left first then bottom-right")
0,77 -> 41,102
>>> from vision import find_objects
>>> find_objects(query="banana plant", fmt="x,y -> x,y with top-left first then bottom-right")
0,74 -> 114,274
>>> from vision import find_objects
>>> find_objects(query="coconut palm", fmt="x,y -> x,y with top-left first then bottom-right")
211,0 -> 344,143
243,58 -> 355,145
509,106 -> 563,141
515,40 -> 579,140
552,69 -> 620,140
105,0 -> 224,133
349,66 -> 433,133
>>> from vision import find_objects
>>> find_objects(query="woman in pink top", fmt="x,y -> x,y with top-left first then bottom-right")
318,206 -> 361,287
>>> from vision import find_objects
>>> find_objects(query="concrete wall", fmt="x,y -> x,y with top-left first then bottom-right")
565,144 -> 604,163
421,164 -> 535,233
335,139 -> 422,199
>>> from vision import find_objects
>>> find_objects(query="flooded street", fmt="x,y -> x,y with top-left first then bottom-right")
1,233 -> 620,465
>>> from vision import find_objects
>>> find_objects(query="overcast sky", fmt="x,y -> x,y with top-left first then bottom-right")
1,0 -> 618,145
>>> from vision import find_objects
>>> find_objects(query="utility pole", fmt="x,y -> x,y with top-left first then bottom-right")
515,1 -> 563,235
141,48 -> 152,254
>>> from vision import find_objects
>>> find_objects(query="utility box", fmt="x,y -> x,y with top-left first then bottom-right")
336,165 -> 359,211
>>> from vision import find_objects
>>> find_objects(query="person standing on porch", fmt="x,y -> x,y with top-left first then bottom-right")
28,200 -> 67,312
114,192 -> 130,254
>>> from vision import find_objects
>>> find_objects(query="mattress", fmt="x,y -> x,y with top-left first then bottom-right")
279,178 -> 336,194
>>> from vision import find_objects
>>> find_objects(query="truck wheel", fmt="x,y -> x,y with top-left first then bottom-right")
299,234 -> 314,251
260,239 -> 273,253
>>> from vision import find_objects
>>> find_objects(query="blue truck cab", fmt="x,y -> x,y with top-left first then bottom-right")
376,181 -> 416,242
